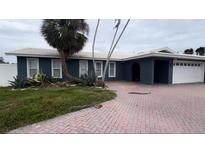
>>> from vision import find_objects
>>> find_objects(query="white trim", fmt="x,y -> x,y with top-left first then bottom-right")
95,61 -> 103,77
108,62 -> 116,77
5,52 -> 121,61
122,52 -> 205,61
6,47 -> 205,61
51,59 -> 62,78
26,58 -> 39,78
79,60 -> 88,77
7,51 -> 205,62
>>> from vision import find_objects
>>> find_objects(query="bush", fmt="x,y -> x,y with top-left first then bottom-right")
79,74 -> 96,86
27,73 -> 59,87
9,76 -> 29,88
95,80 -> 105,88
78,74 -> 105,87
46,76 -> 61,83
9,74 -> 61,88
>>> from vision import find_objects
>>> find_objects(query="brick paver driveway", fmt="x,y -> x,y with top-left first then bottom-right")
9,82 -> 205,134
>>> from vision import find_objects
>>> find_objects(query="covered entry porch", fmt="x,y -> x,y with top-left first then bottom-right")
124,57 -> 173,84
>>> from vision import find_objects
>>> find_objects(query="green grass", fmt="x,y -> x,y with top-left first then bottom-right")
0,86 -> 116,133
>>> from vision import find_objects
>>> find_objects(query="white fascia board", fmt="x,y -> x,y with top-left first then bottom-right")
122,53 -> 205,61
6,51 -> 205,62
5,53 -> 122,61
152,53 -> 205,61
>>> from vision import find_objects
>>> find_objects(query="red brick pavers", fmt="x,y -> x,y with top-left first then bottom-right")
9,82 -> 205,134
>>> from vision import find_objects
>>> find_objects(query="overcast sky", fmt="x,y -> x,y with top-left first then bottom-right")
1,19 -> 205,63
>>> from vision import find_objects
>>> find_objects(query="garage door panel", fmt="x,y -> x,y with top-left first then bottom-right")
172,60 -> 205,84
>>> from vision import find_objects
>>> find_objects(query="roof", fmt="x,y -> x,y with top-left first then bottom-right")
5,47 -> 205,61
5,48 -> 132,61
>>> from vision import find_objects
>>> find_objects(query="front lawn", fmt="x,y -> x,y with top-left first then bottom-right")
0,86 -> 116,133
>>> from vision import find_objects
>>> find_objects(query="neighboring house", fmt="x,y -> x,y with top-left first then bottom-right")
5,47 -> 205,84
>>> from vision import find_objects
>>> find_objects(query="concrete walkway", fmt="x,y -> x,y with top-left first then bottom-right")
9,82 -> 205,133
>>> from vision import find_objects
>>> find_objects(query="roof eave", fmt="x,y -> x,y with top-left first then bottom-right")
6,50 -> 205,62
122,53 -> 205,61
5,53 -> 122,61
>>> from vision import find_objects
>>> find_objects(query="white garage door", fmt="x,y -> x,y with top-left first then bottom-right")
172,60 -> 205,84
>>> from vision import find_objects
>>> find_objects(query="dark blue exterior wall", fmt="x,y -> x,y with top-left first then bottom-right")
153,58 -> 173,84
17,56 -> 174,84
87,60 -> 124,81
39,58 -> 52,76
17,57 -> 123,81
154,60 -> 169,83
168,60 -> 173,84
17,57 -> 53,78
17,56 -> 27,79
140,58 -> 155,84
123,58 -> 154,84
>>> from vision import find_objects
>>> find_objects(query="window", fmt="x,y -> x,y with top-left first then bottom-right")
95,61 -> 103,77
184,63 -> 187,66
27,58 -> 39,78
198,64 -> 201,67
109,62 -> 116,77
176,63 -> 179,66
51,59 -> 62,78
79,60 -> 88,77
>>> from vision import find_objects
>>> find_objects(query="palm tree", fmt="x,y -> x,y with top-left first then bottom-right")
41,19 -> 89,80
102,19 -> 121,81
92,19 -> 100,78
102,19 -> 130,82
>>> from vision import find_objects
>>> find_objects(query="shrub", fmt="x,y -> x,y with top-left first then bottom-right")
9,74 -> 61,88
46,76 -> 61,83
95,80 -> 105,88
79,74 -> 96,86
27,73 -> 56,87
9,76 -> 29,88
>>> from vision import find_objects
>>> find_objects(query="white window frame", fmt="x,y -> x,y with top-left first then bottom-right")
79,60 -> 88,77
95,61 -> 103,77
51,59 -> 62,78
108,62 -> 116,77
27,58 -> 39,78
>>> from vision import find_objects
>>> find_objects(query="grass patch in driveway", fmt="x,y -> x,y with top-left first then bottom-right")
0,86 -> 116,133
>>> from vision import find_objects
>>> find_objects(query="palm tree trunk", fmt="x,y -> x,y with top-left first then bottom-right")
59,50 -> 80,82
102,23 -> 119,81
108,19 -> 130,58
102,19 -> 130,82
92,19 -> 100,78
